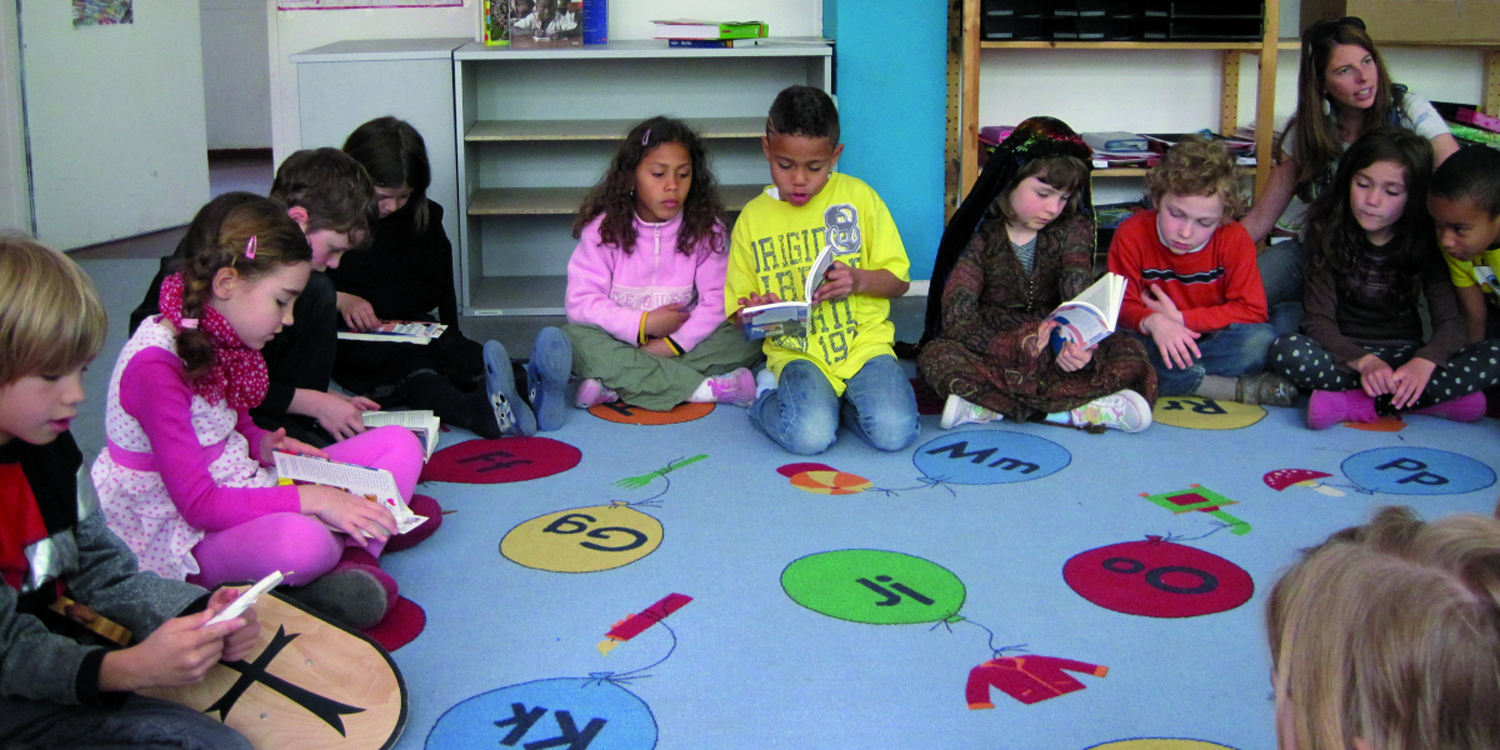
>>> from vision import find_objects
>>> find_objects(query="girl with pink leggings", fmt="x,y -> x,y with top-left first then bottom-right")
95,193 -> 428,629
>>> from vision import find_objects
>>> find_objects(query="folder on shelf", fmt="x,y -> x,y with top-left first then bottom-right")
1081,131 -> 1149,153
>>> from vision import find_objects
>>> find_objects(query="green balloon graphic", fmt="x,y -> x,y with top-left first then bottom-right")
781,549 -> 966,625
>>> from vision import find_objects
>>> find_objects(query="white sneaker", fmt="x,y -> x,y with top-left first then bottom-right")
940,394 -> 1002,429
1069,389 -> 1152,433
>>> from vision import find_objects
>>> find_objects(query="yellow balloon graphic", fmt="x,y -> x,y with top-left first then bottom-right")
1152,395 -> 1266,430
1086,741 -> 1237,750
501,503 -> 662,573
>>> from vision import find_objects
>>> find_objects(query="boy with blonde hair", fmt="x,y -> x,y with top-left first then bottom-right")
1108,136 -> 1294,406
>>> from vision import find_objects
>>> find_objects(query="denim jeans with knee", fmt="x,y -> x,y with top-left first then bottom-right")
1136,322 -> 1277,396
749,355 -> 919,456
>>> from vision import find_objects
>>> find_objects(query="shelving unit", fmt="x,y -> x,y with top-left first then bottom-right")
453,40 -> 832,317
947,0 -> 1281,211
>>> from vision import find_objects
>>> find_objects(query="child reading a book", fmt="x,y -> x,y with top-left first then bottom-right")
562,116 -> 764,411
725,85 -> 919,455
1268,129 -> 1500,428
94,195 -> 427,630
329,116 -> 570,435
1266,506 -> 1500,750
1108,136 -> 1295,406
917,117 -> 1156,432
0,235 -> 260,749
1430,145 -> 1500,343
131,148 -> 382,447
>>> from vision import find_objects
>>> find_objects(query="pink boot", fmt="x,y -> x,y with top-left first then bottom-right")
1412,391 -> 1487,423
1306,389 -> 1379,430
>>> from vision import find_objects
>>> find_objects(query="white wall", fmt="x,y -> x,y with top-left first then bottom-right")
202,0 -> 272,149
268,0 -> 824,163
0,2 -> 30,233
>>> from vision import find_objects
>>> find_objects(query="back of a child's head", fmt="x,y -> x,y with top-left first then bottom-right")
572,116 -> 724,255
173,193 -> 312,377
343,116 -> 432,233
0,234 -> 105,387
766,85 -> 840,146
1145,136 -> 1246,218
1267,506 -> 1500,750
1431,145 -> 1500,219
270,147 -> 377,246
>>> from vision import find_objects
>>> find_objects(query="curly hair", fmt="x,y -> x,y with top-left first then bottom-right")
1303,128 -> 1434,279
572,116 -> 725,257
1145,135 -> 1247,218
174,193 -> 312,379
0,234 -> 106,386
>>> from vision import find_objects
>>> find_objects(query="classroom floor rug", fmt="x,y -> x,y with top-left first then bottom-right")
366,390 -> 1500,750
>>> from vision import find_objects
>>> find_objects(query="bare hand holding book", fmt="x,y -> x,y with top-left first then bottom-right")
740,243 -> 836,340
1047,272 -> 1126,353
272,452 -> 427,535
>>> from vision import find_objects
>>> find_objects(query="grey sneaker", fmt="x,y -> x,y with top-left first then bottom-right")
1237,372 -> 1297,407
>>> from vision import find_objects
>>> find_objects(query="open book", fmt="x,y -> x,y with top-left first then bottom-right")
1047,272 -> 1126,353
740,244 -> 836,340
338,320 -> 447,345
272,452 -> 427,535
362,409 -> 441,461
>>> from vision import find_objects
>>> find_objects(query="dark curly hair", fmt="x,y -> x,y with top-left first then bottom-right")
572,116 -> 725,256
1304,128 -> 1434,279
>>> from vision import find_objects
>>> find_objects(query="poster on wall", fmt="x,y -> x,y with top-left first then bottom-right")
73,0 -> 133,26
277,0 -> 462,8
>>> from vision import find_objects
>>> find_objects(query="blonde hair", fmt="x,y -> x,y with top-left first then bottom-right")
1267,506 -> 1500,750
1145,136 -> 1247,219
0,234 -> 106,386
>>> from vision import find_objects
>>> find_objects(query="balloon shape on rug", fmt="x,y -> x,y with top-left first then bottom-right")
1064,536 -> 1253,618
1340,446 -> 1496,496
1151,396 -> 1266,430
777,462 -> 874,495
911,430 -> 1070,486
502,504 -> 663,572
1085,740 -> 1239,750
425,677 -> 657,750
782,549 -> 966,625
422,437 -> 581,484
588,401 -> 713,425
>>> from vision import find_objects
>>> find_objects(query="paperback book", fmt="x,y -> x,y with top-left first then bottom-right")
338,321 -> 447,345
273,452 -> 427,535
740,244 -> 836,340
652,18 -> 767,41
1047,272 -> 1126,353
362,409 -> 441,461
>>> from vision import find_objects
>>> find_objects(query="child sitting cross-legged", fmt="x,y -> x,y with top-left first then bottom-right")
1108,136 -> 1296,407
562,116 -> 764,412
1268,129 -> 1500,428
726,86 -> 920,455
918,117 -> 1156,433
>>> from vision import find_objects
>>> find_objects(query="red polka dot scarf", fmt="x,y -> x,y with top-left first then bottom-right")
158,273 -> 269,410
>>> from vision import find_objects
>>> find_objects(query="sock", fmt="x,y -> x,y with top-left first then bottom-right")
1193,375 -> 1238,402
755,368 -> 778,397
1043,411 -> 1070,425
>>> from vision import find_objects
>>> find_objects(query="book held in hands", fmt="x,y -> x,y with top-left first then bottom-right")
338,320 -> 447,345
1047,272 -> 1127,353
272,452 -> 427,535
740,244 -> 836,340
362,409 -> 441,462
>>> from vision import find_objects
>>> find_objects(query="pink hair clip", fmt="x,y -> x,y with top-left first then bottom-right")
641,129 -> 651,146
179,318 -> 199,330
245,236 -> 257,260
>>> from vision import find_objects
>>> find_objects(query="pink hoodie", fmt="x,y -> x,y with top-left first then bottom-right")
565,213 -> 729,352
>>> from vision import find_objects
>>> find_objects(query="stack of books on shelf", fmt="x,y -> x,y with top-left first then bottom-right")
1081,131 -> 1158,169
652,19 -> 768,48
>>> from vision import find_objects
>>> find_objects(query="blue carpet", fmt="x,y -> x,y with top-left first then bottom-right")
377,398 -> 1500,750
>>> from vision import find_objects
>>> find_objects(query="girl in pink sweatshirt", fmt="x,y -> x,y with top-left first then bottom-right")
562,116 -> 763,411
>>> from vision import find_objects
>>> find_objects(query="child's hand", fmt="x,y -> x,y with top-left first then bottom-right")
1390,357 -> 1436,409
643,304 -> 688,338
98,610 -> 241,691
1142,314 -> 1201,369
641,338 -> 676,357
298,485 -> 397,546
1352,354 -> 1398,398
261,428 -> 331,462
1142,284 -> 1184,324
207,587 -> 262,663
733,292 -> 782,327
1031,320 -> 1059,357
1056,339 -> 1094,372
311,391 -> 369,441
811,260 -> 856,303
348,395 -> 380,413
336,293 -> 380,332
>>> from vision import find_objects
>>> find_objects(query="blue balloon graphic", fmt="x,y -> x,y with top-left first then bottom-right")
912,430 -> 1071,485
426,676 -> 657,749
1341,447 -> 1496,496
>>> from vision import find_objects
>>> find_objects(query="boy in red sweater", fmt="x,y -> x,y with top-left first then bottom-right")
1108,136 -> 1294,405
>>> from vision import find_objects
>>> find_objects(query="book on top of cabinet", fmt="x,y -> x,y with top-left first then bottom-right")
652,19 -> 769,41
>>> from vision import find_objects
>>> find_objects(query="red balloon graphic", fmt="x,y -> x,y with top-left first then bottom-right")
420,437 -> 581,484
1063,536 -> 1253,618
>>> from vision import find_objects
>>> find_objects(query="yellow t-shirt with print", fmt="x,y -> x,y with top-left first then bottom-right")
726,172 -> 910,396
1445,245 -> 1500,308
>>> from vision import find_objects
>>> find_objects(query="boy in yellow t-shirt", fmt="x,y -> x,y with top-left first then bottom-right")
725,85 -> 919,455
1431,146 -> 1500,343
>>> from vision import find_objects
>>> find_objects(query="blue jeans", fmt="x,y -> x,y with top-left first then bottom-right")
1135,323 -> 1277,396
749,355 -> 919,455
1259,237 -> 1304,310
